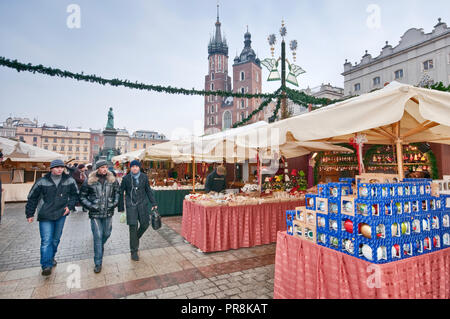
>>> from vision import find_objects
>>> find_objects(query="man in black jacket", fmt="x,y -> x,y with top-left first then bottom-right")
80,160 -> 119,273
26,159 -> 79,276
205,165 -> 227,193
118,160 -> 157,261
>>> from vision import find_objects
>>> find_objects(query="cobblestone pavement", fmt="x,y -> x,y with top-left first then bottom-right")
0,203 -> 277,299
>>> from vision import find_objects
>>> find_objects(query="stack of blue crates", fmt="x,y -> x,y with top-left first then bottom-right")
287,178 -> 450,264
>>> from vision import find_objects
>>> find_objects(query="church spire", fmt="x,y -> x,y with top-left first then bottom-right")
208,2 -> 228,57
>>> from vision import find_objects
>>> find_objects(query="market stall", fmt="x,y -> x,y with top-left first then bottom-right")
181,192 -> 305,252
271,83 -> 450,299
0,137 -> 67,202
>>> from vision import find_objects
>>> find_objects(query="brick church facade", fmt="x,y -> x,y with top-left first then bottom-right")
204,8 -> 263,135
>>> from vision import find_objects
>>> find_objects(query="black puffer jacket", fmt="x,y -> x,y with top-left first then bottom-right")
79,170 -> 120,219
26,172 -> 79,221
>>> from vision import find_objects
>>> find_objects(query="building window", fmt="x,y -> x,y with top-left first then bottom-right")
241,100 -> 245,109
54,132 -> 57,135
423,60 -> 433,71
241,112 -> 245,121
77,133 -> 80,136
218,56 -> 222,71
256,72 -> 259,83
69,139 -> 72,144
373,77 -> 381,86
61,138 -> 65,143
44,138 -> 48,142
94,145 -> 99,151
33,136 -> 37,142
53,146 -> 57,151
76,156 -> 79,160
84,147 -> 88,152
394,69 -> 403,79
76,147 -> 80,152
223,111 -> 232,129
240,87 -> 245,94
211,73 -> 214,80
30,129 -> 33,133
211,105 -> 214,114
69,146 -> 72,151
76,139 -> 80,144
240,71 -> 245,81
44,145 -> 48,150
210,116 -> 215,125
25,128 -> 28,132
210,83 -> 214,91
134,143 -> 137,148
143,143 -> 146,148
61,146 -> 64,151
94,136 -> 99,142
354,83 -> 361,91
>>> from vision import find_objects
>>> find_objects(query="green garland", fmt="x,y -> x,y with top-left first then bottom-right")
426,151 -> 439,179
425,81 -> 450,92
0,56 -> 276,100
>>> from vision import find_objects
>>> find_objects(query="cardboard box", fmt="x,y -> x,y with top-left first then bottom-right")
303,226 -> 317,243
316,197 -> 328,214
292,220 -> 304,238
355,174 -> 400,185
341,195 -> 357,216
295,206 -> 306,222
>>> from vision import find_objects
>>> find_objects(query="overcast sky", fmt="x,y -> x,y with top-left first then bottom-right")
0,0 -> 448,138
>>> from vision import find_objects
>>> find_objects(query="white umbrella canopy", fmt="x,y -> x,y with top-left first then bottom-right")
0,137 -> 68,162
111,149 -> 146,162
243,82 -> 450,179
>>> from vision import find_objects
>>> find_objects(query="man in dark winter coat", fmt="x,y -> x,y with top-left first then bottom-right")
72,164 -> 88,212
205,165 -> 227,193
118,160 -> 157,261
80,160 -> 119,273
26,159 -> 79,276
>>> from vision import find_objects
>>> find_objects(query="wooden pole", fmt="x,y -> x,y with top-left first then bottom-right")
394,122 -> 405,180
192,157 -> 196,193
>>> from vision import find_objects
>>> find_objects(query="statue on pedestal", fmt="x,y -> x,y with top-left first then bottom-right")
106,107 -> 114,130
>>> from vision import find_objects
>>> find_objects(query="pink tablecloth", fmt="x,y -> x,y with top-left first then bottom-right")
181,200 -> 304,253
274,231 -> 450,299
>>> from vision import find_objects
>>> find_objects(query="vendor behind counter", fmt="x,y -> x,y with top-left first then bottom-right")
205,166 -> 227,193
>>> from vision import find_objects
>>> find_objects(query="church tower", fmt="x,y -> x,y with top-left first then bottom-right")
232,28 -> 263,125
204,4 -> 232,135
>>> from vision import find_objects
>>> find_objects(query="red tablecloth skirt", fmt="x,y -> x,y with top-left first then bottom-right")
181,200 -> 304,253
274,231 -> 450,299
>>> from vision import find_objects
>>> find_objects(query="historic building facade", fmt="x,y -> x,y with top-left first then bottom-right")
342,18 -> 450,97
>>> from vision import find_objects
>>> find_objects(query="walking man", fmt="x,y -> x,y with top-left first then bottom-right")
26,159 -> 79,276
118,160 -> 157,261
80,160 -> 119,273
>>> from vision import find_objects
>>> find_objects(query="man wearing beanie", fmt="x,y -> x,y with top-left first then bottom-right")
118,160 -> 157,261
80,160 -> 119,273
26,159 -> 79,276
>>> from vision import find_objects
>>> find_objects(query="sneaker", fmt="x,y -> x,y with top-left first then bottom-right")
131,252 -> 139,261
42,267 -> 52,276
94,265 -> 102,273
53,259 -> 57,267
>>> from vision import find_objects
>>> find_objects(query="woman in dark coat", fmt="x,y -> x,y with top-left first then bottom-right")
118,160 -> 157,261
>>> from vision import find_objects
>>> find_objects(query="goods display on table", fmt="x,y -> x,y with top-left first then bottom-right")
185,191 -> 304,207
152,183 -> 204,191
286,173 -> 450,264
262,169 -> 307,196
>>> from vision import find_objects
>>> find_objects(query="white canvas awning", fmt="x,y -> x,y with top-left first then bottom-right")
112,149 -> 146,162
0,137 -> 68,162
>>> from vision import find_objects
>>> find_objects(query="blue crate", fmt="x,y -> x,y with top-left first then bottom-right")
327,214 -> 340,236
440,194 -> 450,211
328,182 -> 353,198
411,216 -> 423,235
412,235 -> 426,256
403,178 -> 433,183
428,197 -> 442,212
355,198 -> 384,217
305,194 -> 318,210
316,197 -> 328,214
294,207 -> 306,222
356,237 -> 391,264
327,234 -> 341,251
316,230 -> 328,248
441,211 -> 450,229
340,232 -> 357,257
317,184 -> 329,198
442,231 -> 450,248
419,213 -> 433,234
340,215 -> 356,236
430,211 -> 442,231
431,231 -> 443,252
400,237 -> 415,259
339,177 -> 355,184
287,220 -> 293,236
354,215 -> 392,241
316,213 -> 328,232
328,198 -> 340,215
286,210 -> 296,224
357,183 -> 381,199
422,233 -> 434,253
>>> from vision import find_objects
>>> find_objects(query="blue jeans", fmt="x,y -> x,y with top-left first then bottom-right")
90,217 -> 113,266
39,215 -> 67,269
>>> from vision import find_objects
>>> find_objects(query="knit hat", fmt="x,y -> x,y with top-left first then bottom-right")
130,160 -> 141,168
50,159 -> 65,169
95,159 -> 108,169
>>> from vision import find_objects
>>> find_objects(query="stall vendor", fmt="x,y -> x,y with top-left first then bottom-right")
205,166 -> 227,193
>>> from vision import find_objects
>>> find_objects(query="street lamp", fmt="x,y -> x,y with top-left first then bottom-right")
262,20 -> 306,120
